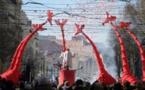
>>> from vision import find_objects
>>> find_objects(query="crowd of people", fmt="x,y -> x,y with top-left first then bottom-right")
0,75 -> 145,90
0,47 -> 145,90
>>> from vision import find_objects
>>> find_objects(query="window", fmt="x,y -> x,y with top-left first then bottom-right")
36,42 -> 38,47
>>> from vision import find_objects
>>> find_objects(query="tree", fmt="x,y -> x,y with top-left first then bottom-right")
107,1 -> 142,78
120,1 -> 144,79
138,0 -> 145,24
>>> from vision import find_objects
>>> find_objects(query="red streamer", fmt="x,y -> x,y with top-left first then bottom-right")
54,19 -> 67,52
117,21 -> 145,81
32,24 -> 47,31
110,22 -> 138,84
47,10 -> 54,25
102,11 -> 116,25
0,22 -> 47,84
102,12 -> 138,84
75,24 -> 85,35
75,24 -> 116,85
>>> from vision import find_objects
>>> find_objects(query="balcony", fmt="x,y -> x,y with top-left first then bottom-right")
4,0 -> 17,5
8,12 -> 15,20
10,0 -> 17,5
0,9 -> 8,19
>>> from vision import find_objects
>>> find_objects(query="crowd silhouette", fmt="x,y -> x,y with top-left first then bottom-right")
1,75 -> 145,90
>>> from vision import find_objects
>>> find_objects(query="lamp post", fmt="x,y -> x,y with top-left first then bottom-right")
40,57 -> 44,75
48,68 -> 53,80
30,63 -> 35,82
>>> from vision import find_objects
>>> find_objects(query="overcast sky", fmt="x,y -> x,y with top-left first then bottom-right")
21,0 -> 128,46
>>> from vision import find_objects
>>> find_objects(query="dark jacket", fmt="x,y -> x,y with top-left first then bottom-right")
35,84 -> 52,90
62,86 -> 69,90
74,86 -> 85,90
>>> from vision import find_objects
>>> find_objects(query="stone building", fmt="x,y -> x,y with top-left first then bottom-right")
0,0 -> 23,73
20,10 -> 40,81
39,35 -> 100,81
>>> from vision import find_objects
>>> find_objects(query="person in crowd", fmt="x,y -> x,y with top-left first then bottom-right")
57,84 -> 63,90
24,82 -> 32,90
133,81 -> 145,90
67,83 -> 76,90
0,78 -> 6,90
5,80 -> 15,90
51,83 -> 57,90
33,80 -> 38,90
123,80 -> 132,90
113,82 -> 123,90
74,79 -> 84,90
62,81 -> 70,90
62,80 -> 67,86
83,81 -> 91,90
35,76 -> 51,90
17,81 -> 25,90
90,80 -> 106,90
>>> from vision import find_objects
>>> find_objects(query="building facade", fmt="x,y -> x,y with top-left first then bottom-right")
0,0 -> 23,73
20,11 -> 40,81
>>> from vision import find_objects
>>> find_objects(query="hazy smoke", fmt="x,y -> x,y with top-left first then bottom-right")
99,46 -> 118,79
88,42 -> 118,84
